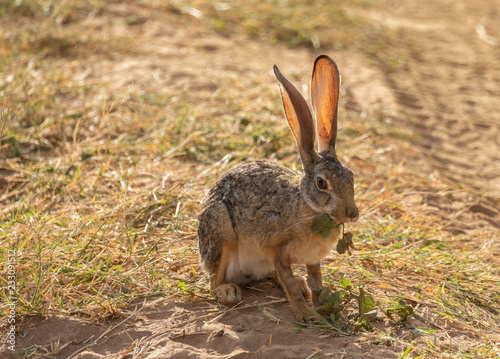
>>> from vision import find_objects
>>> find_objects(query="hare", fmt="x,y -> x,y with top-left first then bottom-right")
197,55 -> 359,322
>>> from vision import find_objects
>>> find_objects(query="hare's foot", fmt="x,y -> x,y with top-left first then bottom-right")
293,303 -> 316,323
306,263 -> 323,308
271,273 -> 311,301
214,283 -> 242,307
294,275 -> 311,301
291,276 -> 316,322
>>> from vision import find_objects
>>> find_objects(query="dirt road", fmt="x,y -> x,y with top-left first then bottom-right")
375,0 -> 500,234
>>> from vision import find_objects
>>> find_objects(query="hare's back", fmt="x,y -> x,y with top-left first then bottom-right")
206,160 -> 301,232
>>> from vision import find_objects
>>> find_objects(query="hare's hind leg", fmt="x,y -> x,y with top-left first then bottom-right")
211,242 -> 242,306
198,203 -> 241,306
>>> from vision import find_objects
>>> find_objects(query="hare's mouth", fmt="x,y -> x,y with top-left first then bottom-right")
328,207 -> 359,224
326,214 -> 343,226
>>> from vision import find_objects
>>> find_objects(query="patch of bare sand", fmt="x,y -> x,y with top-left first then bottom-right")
13,282 -> 404,358
11,280 -> 484,358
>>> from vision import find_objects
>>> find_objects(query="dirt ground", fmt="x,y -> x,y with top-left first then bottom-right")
5,0 -> 500,358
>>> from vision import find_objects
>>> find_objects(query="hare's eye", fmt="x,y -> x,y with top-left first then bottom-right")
317,177 -> 327,190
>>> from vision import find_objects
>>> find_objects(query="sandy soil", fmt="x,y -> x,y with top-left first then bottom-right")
15,284 -> 410,358
366,0 -> 500,234
5,0 -> 500,358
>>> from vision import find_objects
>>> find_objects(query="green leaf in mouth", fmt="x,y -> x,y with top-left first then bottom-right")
311,215 -> 355,254
311,214 -> 342,239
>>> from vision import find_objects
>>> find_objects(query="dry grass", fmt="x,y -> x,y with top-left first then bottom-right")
1,1 -> 499,358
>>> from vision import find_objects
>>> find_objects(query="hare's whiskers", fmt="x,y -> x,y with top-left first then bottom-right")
280,214 -> 320,233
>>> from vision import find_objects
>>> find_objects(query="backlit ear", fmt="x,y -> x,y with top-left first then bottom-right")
274,65 -> 316,168
311,55 -> 340,153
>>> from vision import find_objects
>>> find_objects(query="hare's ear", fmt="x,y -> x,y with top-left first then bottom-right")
274,65 -> 316,169
311,55 -> 340,153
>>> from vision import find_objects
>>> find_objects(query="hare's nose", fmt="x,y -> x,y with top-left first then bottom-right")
346,206 -> 359,222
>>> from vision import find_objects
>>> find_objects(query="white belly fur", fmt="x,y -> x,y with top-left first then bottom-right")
225,241 -> 274,284
224,232 -> 338,284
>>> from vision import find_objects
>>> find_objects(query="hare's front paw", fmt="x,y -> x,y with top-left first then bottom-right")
294,276 -> 311,301
272,274 -> 311,301
214,283 -> 242,307
293,304 -> 316,323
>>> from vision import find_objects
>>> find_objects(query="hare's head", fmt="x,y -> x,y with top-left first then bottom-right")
274,55 -> 358,224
